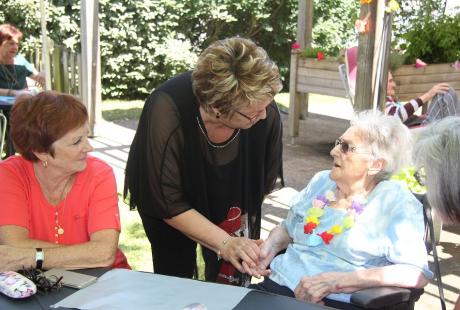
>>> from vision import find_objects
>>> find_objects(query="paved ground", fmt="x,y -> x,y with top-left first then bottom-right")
90,97 -> 459,309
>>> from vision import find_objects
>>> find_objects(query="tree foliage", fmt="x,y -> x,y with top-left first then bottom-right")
1,0 -> 360,99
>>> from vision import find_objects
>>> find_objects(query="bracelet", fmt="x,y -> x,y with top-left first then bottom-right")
216,236 -> 232,260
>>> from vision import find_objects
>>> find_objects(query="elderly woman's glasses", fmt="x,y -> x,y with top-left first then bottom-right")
335,138 -> 372,155
18,267 -> 63,292
414,168 -> 426,186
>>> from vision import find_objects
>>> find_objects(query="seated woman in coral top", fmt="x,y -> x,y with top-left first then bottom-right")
0,91 -> 130,271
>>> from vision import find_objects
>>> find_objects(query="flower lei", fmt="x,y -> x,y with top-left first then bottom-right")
304,190 -> 366,245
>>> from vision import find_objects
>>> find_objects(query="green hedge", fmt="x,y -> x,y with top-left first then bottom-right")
1,0 -> 360,99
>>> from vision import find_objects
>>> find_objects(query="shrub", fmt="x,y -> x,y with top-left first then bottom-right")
400,13 -> 460,64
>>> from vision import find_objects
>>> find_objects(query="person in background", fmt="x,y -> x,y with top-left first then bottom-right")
249,111 -> 431,307
124,37 -> 283,285
0,24 -> 44,97
0,91 -> 130,271
413,116 -> 460,310
385,71 -> 460,127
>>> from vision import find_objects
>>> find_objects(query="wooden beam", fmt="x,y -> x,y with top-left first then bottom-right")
40,0 -> 51,90
288,52 -> 301,144
296,0 -> 313,49
295,0 -> 314,120
355,2 -> 378,111
80,0 -> 102,136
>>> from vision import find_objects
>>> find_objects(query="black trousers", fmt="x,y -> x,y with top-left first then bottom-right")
139,212 -> 197,278
250,278 -> 363,310
139,212 -> 221,281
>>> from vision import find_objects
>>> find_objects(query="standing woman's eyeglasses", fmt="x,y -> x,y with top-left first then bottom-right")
234,110 -> 258,122
335,138 -> 372,155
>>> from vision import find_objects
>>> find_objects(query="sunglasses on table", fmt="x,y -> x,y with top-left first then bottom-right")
335,138 -> 372,155
19,267 -> 63,292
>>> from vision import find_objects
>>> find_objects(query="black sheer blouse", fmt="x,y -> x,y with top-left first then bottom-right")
125,72 -> 283,238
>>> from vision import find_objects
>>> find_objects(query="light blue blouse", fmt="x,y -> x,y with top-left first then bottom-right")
269,170 -> 433,303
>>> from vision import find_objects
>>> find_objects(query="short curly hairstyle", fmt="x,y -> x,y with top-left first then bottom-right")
10,91 -> 88,161
0,24 -> 23,45
192,37 -> 282,115
350,110 -> 412,182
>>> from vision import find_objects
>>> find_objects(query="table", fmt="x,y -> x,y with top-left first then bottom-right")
0,269 -> 332,310
0,96 -> 15,158
0,96 -> 14,111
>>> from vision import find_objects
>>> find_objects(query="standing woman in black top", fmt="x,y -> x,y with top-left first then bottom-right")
125,37 -> 283,285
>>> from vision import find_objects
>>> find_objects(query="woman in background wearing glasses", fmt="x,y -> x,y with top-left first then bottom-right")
124,37 -> 283,285
414,117 -> 460,310
248,111 -> 431,307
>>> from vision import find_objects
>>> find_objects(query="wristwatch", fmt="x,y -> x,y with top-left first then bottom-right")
35,248 -> 44,270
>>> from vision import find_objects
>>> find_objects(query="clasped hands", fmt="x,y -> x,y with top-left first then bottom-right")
220,238 -> 346,304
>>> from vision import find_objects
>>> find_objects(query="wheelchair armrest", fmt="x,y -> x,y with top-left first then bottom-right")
350,286 -> 424,309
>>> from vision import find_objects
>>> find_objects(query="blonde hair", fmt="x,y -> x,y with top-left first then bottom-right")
192,37 -> 282,114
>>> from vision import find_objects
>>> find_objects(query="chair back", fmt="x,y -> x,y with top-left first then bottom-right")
345,46 -> 358,97
338,64 -> 354,106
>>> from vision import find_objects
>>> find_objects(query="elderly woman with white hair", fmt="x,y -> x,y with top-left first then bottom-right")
248,111 -> 432,307
414,116 -> 460,310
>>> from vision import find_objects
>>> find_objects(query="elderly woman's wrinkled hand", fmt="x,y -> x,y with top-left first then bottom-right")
294,272 -> 344,304
219,237 -> 262,276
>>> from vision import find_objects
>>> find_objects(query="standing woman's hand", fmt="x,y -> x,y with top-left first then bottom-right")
218,236 -> 262,276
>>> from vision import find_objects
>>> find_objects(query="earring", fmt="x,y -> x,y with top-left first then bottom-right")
42,160 -> 48,168
216,112 -> 220,119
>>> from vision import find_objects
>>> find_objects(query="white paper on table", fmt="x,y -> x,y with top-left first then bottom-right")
51,269 -> 250,310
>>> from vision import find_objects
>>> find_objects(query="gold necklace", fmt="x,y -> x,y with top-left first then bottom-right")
53,177 -> 73,240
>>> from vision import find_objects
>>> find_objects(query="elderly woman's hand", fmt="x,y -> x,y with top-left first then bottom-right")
219,236 -> 262,276
294,272 -> 346,304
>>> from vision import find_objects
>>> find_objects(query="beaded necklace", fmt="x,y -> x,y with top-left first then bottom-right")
303,190 -> 366,246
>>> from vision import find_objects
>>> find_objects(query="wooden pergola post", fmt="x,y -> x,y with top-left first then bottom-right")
355,0 -> 392,112
80,0 -> 102,136
39,0 -> 51,90
297,0 -> 313,119
288,0 -> 313,144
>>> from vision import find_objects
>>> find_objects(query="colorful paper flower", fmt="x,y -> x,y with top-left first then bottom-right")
329,224 -> 343,235
351,201 -> 365,214
291,42 -> 301,50
360,0 -> 372,4
325,190 -> 336,202
318,231 -> 334,244
312,198 -> 326,209
306,216 -> 320,225
309,207 -> 324,218
343,216 -> 354,229
304,222 -> 317,234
